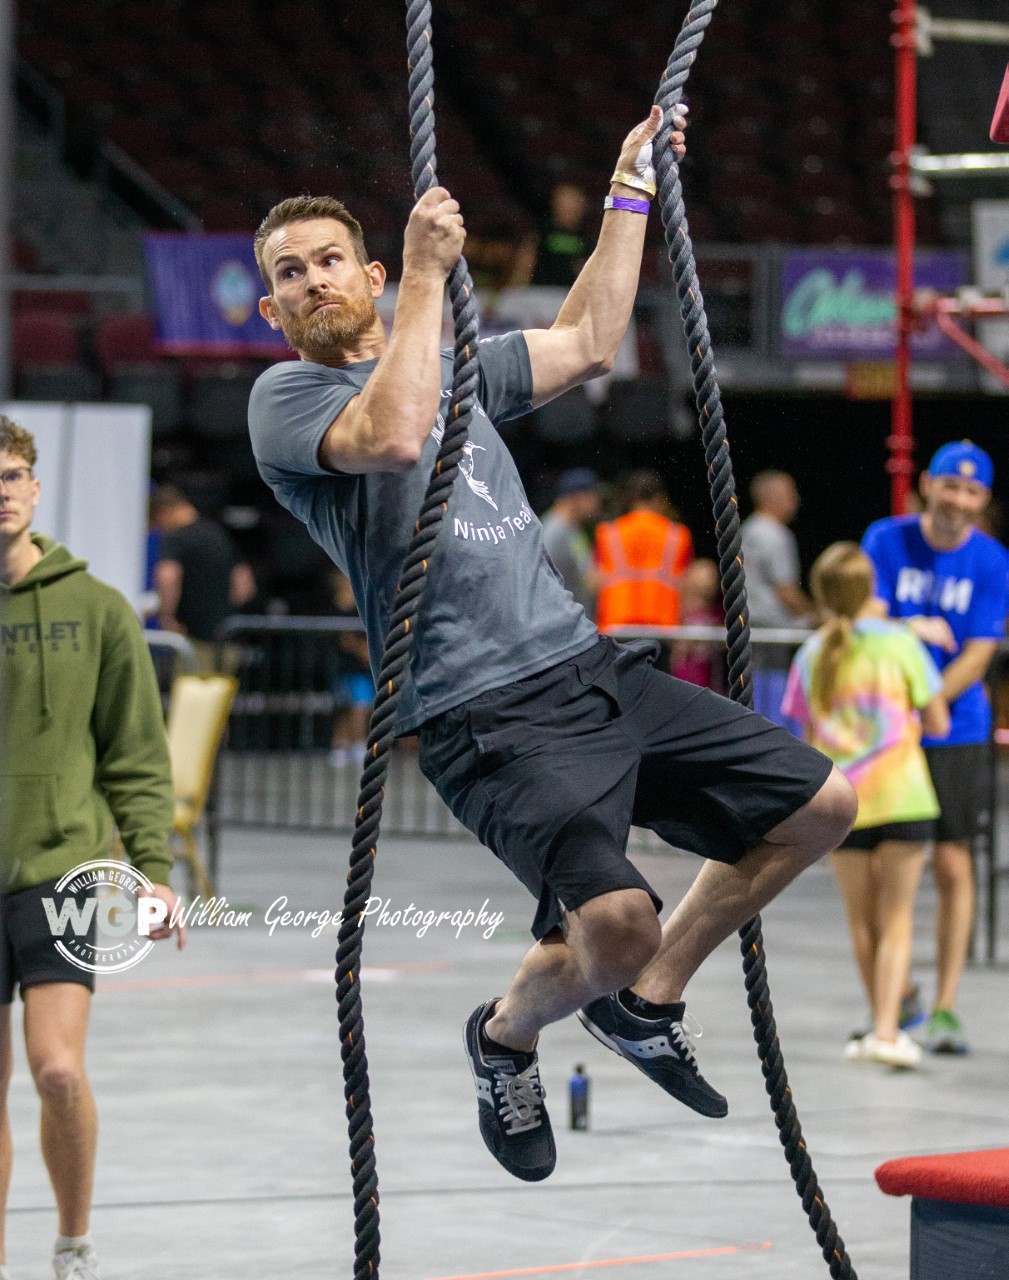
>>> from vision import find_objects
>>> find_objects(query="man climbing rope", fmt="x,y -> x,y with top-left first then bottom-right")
247,105 -> 856,1183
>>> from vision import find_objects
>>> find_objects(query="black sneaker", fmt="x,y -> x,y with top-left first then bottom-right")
463,1000 -> 556,1182
576,991 -> 728,1119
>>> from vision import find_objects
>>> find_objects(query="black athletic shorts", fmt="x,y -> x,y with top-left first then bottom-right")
841,819 -> 935,851
418,637 -> 834,938
924,743 -> 991,845
0,879 -> 97,1004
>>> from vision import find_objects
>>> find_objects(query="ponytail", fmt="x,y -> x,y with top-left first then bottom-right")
811,616 -> 853,715
808,541 -> 874,716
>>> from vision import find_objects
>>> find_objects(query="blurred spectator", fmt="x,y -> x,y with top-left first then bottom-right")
782,543 -> 948,1069
671,558 -> 726,692
862,440 -> 1009,1055
741,471 -> 812,627
510,183 -> 591,287
150,484 -> 238,672
229,560 -> 266,614
329,569 -> 374,769
740,470 -> 813,724
541,467 -> 601,617
594,470 -> 693,640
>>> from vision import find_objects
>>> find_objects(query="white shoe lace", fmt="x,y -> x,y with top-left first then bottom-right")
493,1061 -> 545,1135
53,1245 -> 99,1280
669,1011 -> 704,1069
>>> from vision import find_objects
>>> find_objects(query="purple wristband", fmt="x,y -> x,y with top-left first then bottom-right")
604,195 -> 650,215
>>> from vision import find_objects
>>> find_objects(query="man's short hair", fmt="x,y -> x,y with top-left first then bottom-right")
0,416 -> 37,469
749,470 -> 793,507
149,484 -> 191,519
623,469 -> 667,507
254,196 -> 369,291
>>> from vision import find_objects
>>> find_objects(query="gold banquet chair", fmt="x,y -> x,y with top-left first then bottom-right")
167,674 -> 238,897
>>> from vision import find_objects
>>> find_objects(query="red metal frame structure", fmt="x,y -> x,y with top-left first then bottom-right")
917,292 -> 1009,389
891,0 -> 918,516
890,5 -> 1009,515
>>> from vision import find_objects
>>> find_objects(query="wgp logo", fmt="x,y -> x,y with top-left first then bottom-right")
42,859 -> 173,975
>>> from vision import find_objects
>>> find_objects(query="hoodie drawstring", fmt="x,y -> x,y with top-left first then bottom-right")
33,581 -> 52,724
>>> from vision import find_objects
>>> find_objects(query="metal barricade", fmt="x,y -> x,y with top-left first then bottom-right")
213,616 -> 466,838
144,628 -> 198,697
208,618 -> 1008,963
986,647 -> 1009,964
210,618 -> 813,840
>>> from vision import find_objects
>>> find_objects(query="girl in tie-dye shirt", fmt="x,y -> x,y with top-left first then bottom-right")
782,543 -> 949,1069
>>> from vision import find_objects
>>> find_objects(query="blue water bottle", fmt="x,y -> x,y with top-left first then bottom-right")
569,1063 -> 590,1130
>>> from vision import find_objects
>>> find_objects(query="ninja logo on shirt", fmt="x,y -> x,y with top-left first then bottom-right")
895,567 -> 973,615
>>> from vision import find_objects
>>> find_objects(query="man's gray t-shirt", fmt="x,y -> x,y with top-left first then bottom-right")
248,332 -> 598,732
740,512 -> 801,627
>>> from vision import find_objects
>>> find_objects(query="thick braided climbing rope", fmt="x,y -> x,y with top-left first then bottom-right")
653,5 -> 856,1278
333,2 -> 857,1278
332,1 -> 479,1274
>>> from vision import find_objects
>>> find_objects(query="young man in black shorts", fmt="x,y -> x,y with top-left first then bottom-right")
249,106 -> 857,1182
0,417 -> 185,1277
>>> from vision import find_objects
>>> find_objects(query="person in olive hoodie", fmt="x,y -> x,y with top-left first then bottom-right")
0,417 -> 184,1280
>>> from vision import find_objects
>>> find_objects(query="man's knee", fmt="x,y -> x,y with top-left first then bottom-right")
572,890 -> 661,989
821,767 -> 859,844
770,766 -> 858,860
32,1056 -> 86,1110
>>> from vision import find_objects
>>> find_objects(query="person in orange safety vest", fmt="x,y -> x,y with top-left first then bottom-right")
594,470 -> 693,633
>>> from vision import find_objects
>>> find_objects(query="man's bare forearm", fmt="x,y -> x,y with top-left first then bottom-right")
941,640 -> 998,703
345,271 -> 446,468
550,183 -> 650,373
154,560 -> 183,628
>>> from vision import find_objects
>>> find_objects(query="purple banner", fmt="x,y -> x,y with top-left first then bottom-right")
780,249 -> 969,360
143,234 -> 288,356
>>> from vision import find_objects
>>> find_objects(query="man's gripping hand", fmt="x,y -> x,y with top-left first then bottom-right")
611,104 -> 688,195
402,187 -> 466,280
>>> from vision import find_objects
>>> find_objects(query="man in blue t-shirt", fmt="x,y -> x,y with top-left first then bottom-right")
863,441 -> 1009,1054
247,106 -> 856,1184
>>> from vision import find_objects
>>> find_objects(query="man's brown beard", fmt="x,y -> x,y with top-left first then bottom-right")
279,283 -> 379,359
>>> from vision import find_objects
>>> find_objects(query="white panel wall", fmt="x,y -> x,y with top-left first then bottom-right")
972,200 -> 1009,396
1,402 -> 151,604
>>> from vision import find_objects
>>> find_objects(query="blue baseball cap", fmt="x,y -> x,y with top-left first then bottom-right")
556,467 -> 599,496
927,440 -> 993,489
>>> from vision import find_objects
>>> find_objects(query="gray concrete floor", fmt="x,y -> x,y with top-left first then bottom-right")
5,827 -> 1008,1279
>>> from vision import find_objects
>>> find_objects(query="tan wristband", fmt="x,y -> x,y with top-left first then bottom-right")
610,168 -> 657,197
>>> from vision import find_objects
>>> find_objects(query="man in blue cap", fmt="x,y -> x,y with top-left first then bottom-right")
862,441 -> 1009,1053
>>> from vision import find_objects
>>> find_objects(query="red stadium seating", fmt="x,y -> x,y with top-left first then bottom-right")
12,311 -> 101,401
16,0 -> 901,253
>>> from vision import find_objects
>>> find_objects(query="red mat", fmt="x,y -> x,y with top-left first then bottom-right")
876,1149 -> 1009,1209
993,63 -> 1009,144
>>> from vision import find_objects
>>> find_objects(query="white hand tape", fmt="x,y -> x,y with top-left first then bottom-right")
633,138 -> 656,191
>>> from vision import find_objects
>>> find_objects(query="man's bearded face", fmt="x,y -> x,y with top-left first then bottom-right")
276,267 -> 379,358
